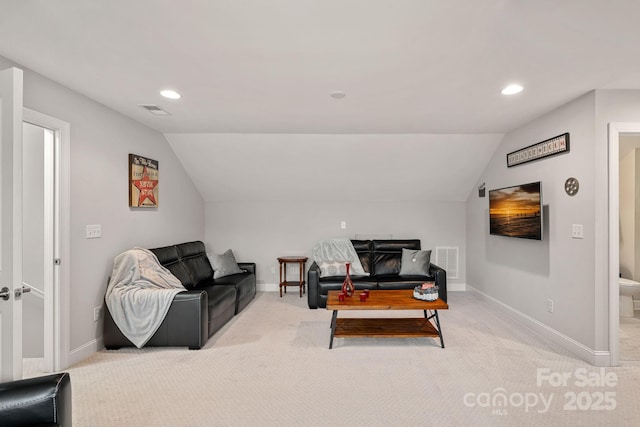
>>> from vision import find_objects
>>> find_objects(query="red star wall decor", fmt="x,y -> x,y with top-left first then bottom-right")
129,154 -> 159,207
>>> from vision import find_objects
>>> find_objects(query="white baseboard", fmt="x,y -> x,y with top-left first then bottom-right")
467,285 -> 610,367
257,283 -> 279,292
69,336 -> 103,366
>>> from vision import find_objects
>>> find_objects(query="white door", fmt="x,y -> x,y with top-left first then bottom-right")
0,67 -> 24,381
23,109 -> 71,373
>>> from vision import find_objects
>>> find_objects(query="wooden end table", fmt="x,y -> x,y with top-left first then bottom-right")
278,256 -> 308,297
326,289 -> 448,349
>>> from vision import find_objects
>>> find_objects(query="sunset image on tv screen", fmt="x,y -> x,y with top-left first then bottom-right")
489,182 -> 542,240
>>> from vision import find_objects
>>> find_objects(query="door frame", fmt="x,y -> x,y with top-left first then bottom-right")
608,122 -> 640,366
23,108 -> 70,372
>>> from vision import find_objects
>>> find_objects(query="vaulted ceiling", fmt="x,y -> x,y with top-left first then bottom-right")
2,1 -> 639,201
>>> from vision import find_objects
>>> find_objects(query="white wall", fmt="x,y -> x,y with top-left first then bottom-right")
165,133 -> 504,203
171,132 -> 492,295
0,56 -> 206,360
206,200 -> 467,290
467,89 -> 640,364
467,91 -> 597,350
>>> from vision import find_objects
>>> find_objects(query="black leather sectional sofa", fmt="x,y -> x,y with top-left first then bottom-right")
0,372 -> 71,427
307,239 -> 447,309
104,241 -> 256,349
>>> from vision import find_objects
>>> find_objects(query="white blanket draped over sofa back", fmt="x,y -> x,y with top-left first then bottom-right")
311,238 -> 368,278
105,247 -> 185,348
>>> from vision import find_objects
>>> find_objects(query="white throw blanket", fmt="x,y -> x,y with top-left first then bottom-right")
312,238 -> 368,277
105,247 -> 185,348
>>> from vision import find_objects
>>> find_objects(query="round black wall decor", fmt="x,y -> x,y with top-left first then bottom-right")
564,177 -> 579,196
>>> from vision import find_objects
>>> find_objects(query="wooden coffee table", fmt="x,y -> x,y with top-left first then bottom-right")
326,289 -> 448,349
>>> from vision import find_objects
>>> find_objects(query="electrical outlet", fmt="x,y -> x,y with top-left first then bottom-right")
93,306 -> 101,322
547,299 -> 554,313
86,224 -> 102,239
341,221 -> 347,229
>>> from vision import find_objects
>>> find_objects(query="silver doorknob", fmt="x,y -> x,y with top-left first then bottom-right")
0,287 -> 9,301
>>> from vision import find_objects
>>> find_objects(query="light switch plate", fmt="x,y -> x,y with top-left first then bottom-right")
571,224 -> 583,239
86,224 -> 102,239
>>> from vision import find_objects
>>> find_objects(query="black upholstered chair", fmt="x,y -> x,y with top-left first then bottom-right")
0,372 -> 71,426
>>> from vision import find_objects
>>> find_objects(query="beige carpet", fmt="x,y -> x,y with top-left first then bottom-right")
620,315 -> 640,361
64,291 -> 640,426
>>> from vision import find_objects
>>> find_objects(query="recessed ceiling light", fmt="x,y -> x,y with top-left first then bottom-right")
501,84 -> 523,95
160,89 -> 182,99
330,90 -> 346,99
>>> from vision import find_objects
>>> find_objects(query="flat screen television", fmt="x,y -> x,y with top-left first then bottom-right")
489,181 -> 542,240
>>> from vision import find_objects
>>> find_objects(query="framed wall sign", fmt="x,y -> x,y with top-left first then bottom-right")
129,154 -> 159,207
507,133 -> 570,167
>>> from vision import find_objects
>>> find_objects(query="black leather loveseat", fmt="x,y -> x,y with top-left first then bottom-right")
308,239 -> 447,309
104,241 -> 256,350
0,372 -> 71,427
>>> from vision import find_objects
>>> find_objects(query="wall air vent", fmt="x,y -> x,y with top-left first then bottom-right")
138,104 -> 170,116
435,246 -> 459,279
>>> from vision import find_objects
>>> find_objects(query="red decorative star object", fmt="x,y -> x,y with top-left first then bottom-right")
132,167 -> 158,206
